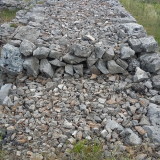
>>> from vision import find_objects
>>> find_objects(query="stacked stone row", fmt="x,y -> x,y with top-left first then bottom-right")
0,25 -> 160,79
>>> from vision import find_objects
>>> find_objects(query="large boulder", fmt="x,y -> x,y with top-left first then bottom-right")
23,57 -> 39,77
139,53 -> 160,73
63,53 -> 86,64
0,44 -> 23,75
72,43 -> 92,58
152,75 -> 160,90
40,59 -> 54,78
20,39 -> 36,56
140,36 -> 158,52
14,26 -> 40,42
33,47 -> 50,59
120,46 -> 135,60
108,60 -> 127,74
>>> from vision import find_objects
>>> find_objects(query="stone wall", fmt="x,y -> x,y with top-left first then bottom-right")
0,0 -> 160,82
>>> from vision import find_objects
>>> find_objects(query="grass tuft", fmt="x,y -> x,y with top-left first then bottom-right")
120,0 -> 160,45
0,9 -> 19,24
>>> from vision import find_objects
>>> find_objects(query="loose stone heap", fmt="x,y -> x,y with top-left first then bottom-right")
0,0 -> 160,159
0,0 -> 160,79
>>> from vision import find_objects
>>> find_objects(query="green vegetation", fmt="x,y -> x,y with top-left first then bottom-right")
0,9 -> 19,24
68,139 -> 133,160
10,23 -> 18,28
120,0 -> 160,45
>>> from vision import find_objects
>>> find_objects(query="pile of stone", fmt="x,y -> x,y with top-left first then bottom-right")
0,0 -> 160,159
0,0 -> 160,80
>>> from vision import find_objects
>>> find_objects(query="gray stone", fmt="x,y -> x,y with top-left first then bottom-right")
140,36 -> 158,52
128,38 -> 142,53
152,75 -> 160,90
49,59 -> 66,67
90,65 -> 101,75
33,47 -> 50,59
87,53 -> 98,67
72,44 -> 91,58
65,65 -> 74,75
40,59 -> 54,78
14,26 -> 40,42
63,53 -> 86,64
140,53 -> 160,73
147,103 -> 160,126
20,39 -> 36,56
96,60 -> 109,74
120,46 -> 135,59
49,50 -> 63,60
0,44 -> 23,75
3,96 -> 13,107
128,58 -> 140,72
116,59 -> 128,70
94,44 -> 105,58
108,60 -> 127,74
120,23 -> 146,37
105,119 -> 123,131
133,67 -> 149,82
23,57 -> 39,77
103,47 -> 115,61
121,128 -> 142,145
101,130 -> 108,138
0,84 -> 12,105
73,64 -> 83,76
143,126 -> 160,143
150,95 -> 160,104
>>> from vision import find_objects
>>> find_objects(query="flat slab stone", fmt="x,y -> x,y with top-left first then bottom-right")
14,26 -> 40,42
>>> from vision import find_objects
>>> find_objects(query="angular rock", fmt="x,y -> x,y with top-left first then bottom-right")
96,60 -> 109,74
108,60 -> 127,74
133,67 -> 149,82
0,44 -> 23,75
120,23 -> 146,37
105,119 -> 123,131
150,95 -> 160,104
152,75 -> 160,90
40,59 -> 54,78
143,126 -> 160,143
33,47 -> 50,59
3,96 -> 13,107
0,84 -> 12,105
72,44 -> 92,58
63,53 -> 86,64
23,57 -> 39,77
14,26 -> 40,42
87,53 -> 98,67
140,36 -> 158,52
128,58 -> 140,72
95,44 -> 105,58
103,47 -> 115,61
65,65 -> 74,75
49,59 -> 66,67
20,39 -> 36,56
147,103 -> 160,126
140,53 -> 160,73
121,128 -> 142,145
120,46 -> 135,59
73,64 -> 83,76
128,38 -> 142,53
90,65 -> 101,75
116,59 -> 128,70
49,50 -> 63,60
